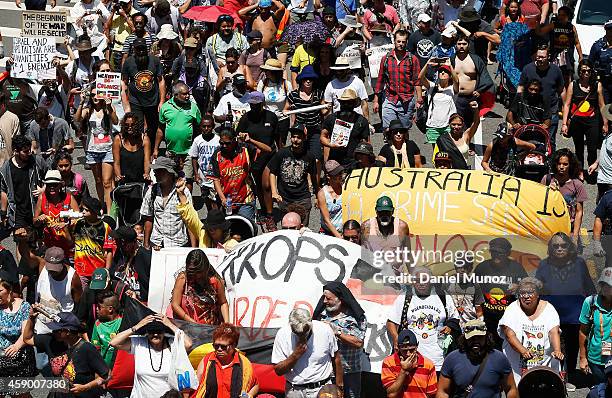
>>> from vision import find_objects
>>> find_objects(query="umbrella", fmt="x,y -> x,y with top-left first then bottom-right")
279,20 -> 331,46
182,5 -> 242,26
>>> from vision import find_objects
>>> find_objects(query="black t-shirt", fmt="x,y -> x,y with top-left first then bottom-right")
121,56 -> 163,108
1,81 -> 37,123
519,63 -> 565,112
267,147 -> 317,202
321,112 -> 370,166
0,248 -> 18,282
509,93 -> 551,125
236,109 -> 279,171
407,29 -> 441,68
110,246 -> 152,301
378,141 -> 421,167
50,340 -> 109,398
9,160 -> 33,228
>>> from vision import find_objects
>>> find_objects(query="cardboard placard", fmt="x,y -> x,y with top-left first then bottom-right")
95,71 -> 121,100
22,11 -> 67,37
368,44 -> 393,78
340,43 -> 362,70
11,36 -> 56,80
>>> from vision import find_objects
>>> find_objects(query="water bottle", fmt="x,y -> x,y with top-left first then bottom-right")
226,194 -> 233,216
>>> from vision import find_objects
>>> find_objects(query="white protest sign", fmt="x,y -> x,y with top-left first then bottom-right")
368,44 -> 393,79
340,44 -> 362,70
11,37 -> 56,80
96,72 -> 122,100
22,11 -> 67,37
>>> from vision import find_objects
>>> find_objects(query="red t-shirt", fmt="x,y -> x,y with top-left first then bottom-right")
220,0 -> 249,18
504,0 -> 548,29
211,144 -> 255,205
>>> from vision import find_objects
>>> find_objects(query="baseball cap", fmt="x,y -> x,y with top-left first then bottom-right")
89,268 -> 110,290
259,0 -> 272,7
605,20 -> 612,29
233,74 -> 247,85
417,13 -> 431,23
442,26 -> 456,38
398,329 -> 418,346
375,196 -> 394,212
246,91 -> 265,104
324,160 -> 344,176
247,30 -> 263,39
289,123 -> 306,135
464,319 -> 487,339
599,267 -> 612,286
439,64 -> 452,74
47,312 -> 82,332
44,247 -> 65,272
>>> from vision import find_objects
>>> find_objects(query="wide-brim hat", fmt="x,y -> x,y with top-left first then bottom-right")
151,157 -> 177,176
157,24 -> 179,40
43,170 -> 62,185
330,57 -> 351,70
602,104 -> 612,122
260,59 -> 283,71
297,65 -> 319,81
338,88 -> 358,101
202,209 -> 231,230
459,6 -> 481,22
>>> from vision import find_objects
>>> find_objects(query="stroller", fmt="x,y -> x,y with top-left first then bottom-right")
514,124 -> 552,182
111,182 -> 147,227
496,21 -> 532,108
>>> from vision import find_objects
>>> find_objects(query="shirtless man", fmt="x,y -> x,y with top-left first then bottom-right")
451,34 -> 494,122
361,196 -> 411,275
239,0 -> 285,49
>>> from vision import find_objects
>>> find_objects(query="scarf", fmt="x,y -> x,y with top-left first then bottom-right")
392,142 -> 409,169
313,281 -> 366,322
195,352 -> 245,398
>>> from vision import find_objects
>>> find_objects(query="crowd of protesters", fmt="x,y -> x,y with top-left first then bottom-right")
0,0 -> 612,396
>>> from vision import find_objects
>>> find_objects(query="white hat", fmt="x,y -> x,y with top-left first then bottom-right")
43,170 -> 62,185
417,13 -> 432,23
330,57 -> 351,70
441,26 -> 456,38
599,267 -> 612,286
157,24 -> 178,40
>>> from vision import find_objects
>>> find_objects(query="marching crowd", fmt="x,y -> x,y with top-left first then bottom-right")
0,0 -> 611,396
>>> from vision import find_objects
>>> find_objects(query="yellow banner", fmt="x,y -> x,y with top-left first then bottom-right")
342,168 -> 571,271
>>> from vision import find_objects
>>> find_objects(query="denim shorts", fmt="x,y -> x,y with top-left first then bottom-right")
86,151 -> 113,164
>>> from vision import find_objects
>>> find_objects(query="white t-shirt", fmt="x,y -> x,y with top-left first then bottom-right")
426,84 -> 457,128
324,76 -> 368,115
130,336 -> 174,398
70,1 -> 110,46
213,92 -> 251,128
257,80 -> 292,120
498,300 -> 561,383
388,292 -> 459,370
189,134 -> 220,188
271,320 -> 338,384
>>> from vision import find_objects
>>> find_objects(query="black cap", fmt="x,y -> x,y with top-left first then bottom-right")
289,123 -> 306,135
490,237 -> 512,253
323,5 -> 335,15
247,30 -> 263,40
110,226 -> 137,241
47,312 -> 82,332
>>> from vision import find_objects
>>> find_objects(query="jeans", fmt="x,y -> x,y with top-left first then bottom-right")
560,323 -> 580,376
344,372 -> 362,398
236,201 -> 256,223
381,97 -> 414,130
590,361 -> 606,384
549,112 -> 560,153
130,103 -> 159,147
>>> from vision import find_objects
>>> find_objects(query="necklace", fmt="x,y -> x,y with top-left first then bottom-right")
148,341 -> 164,372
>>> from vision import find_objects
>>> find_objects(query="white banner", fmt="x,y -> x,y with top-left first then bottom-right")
11,37 -> 56,80
368,44 -> 393,79
22,11 -> 67,37
148,231 -> 396,373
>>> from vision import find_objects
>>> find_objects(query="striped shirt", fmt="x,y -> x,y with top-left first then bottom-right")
286,89 -> 324,128
374,49 -> 420,103
122,33 -> 158,55
381,352 -> 437,398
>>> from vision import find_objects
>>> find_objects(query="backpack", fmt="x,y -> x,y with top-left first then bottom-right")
74,173 -> 83,193
585,294 -> 598,343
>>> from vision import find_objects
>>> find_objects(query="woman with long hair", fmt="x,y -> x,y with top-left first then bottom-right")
74,86 -> 118,214
112,113 -> 151,184
110,313 -> 192,397
171,249 -> 229,325
258,59 -> 292,146
317,160 -> 344,238
313,43 -> 336,91
434,102 -> 480,169
541,149 -> 588,243
53,150 -> 90,205
561,59 -> 607,173
498,277 -> 563,384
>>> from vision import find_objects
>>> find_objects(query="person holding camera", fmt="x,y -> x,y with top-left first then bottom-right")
27,107 -> 75,169
104,0 -> 137,71
74,86 -> 118,215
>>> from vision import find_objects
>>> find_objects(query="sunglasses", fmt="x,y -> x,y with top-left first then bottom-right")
580,69 -> 591,73
219,141 -> 232,146
219,15 -> 233,22
464,325 -> 487,333
213,343 -> 232,351
343,235 -> 359,242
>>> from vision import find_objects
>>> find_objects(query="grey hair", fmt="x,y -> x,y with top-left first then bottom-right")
289,308 -> 312,334
172,82 -> 189,97
518,277 -> 543,294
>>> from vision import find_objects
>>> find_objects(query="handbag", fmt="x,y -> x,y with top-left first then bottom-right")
168,330 -> 199,392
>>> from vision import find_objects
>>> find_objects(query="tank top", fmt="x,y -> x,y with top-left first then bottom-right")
41,192 -> 74,256
570,81 -> 598,118
120,139 -> 145,183
551,21 -> 575,53
87,110 -> 112,153
321,186 -> 343,233
241,49 -> 267,83
456,140 -> 470,164
35,266 -> 76,334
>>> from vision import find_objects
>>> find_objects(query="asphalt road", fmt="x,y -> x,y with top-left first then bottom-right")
0,1 -> 603,395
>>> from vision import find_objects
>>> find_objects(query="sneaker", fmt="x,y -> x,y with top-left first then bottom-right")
261,214 -> 277,233
565,382 -> 576,392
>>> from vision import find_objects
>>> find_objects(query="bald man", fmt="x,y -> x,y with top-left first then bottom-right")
281,212 -> 302,230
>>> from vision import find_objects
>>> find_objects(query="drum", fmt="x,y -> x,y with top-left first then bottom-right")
517,366 -> 566,398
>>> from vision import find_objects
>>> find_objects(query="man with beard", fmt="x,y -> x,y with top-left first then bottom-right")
206,14 -> 248,68
239,0 -> 285,50
438,320 -> 518,398
372,29 -> 421,129
518,45 -> 564,152
213,74 -> 251,128
474,238 -> 527,349
507,79 -> 551,130
450,34 -> 494,124
320,88 -> 370,166
154,82 -> 202,191
381,329 -> 437,398
452,6 -> 499,64
121,13 -> 158,65
267,124 -> 318,227
121,37 -> 166,146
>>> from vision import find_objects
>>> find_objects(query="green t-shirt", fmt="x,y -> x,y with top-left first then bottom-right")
159,97 -> 202,155
579,295 -> 612,365
91,317 -> 122,367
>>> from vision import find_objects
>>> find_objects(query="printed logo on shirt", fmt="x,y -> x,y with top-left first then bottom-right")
417,39 -> 435,59
134,70 -> 154,92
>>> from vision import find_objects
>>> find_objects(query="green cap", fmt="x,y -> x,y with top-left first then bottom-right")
375,195 -> 394,212
89,268 -> 110,290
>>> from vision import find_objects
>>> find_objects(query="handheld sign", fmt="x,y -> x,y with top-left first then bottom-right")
22,11 -> 67,37
368,44 -> 393,78
11,37 -> 56,80
96,72 -> 121,100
